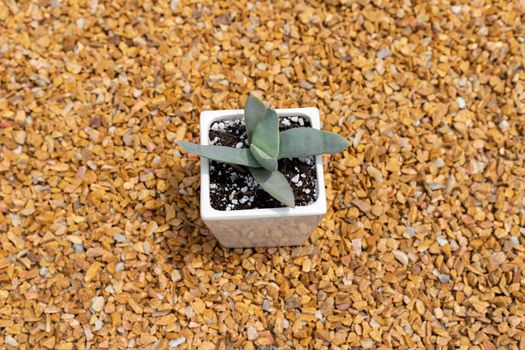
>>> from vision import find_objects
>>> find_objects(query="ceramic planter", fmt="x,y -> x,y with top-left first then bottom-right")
199,107 -> 327,248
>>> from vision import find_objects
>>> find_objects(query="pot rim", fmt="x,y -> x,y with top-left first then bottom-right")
199,107 -> 327,221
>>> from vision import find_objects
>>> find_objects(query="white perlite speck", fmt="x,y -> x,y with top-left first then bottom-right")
298,156 -> 314,165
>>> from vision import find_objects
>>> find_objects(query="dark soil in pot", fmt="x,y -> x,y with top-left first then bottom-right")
208,116 -> 318,211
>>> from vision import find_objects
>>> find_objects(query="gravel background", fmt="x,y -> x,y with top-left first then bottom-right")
0,0 -> 524,349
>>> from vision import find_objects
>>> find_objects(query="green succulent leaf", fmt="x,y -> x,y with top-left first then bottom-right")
177,141 -> 261,168
244,93 -> 267,142
278,128 -> 349,159
250,144 -> 278,171
250,168 -> 295,208
251,107 -> 279,158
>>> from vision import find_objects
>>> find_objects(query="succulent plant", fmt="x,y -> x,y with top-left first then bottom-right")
178,94 -> 349,208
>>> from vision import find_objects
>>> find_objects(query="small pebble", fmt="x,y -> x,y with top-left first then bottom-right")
73,243 -> 85,253
5,335 -> 18,347
393,250 -> 409,265
367,165 -> 383,183
76,18 -> 85,28
170,0 -> 179,11
185,306 -> 194,318
377,48 -> 392,59
0,2 -> 522,349
299,80 -> 313,89
315,310 -> 325,321
143,241 -> 151,254
91,296 -> 105,312
361,339 -> 375,349
13,130 -> 26,144
436,236 -> 448,246
169,337 -> 186,348
113,234 -> 126,243
262,299 -> 270,312
94,319 -> 104,331
140,171 -> 154,182
439,274 -> 451,283
434,158 -> 445,168
115,262 -> 124,272
132,89 -> 142,98
247,327 -> 258,340
39,266 -> 49,277
457,97 -> 466,109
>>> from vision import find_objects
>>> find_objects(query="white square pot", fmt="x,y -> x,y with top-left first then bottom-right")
199,107 -> 327,248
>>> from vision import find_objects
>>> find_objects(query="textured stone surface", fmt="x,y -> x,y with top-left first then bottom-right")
0,0 -> 524,349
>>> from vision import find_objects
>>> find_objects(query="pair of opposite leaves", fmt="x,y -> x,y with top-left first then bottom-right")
178,94 -> 349,207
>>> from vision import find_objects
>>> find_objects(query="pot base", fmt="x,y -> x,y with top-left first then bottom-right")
204,213 -> 324,248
